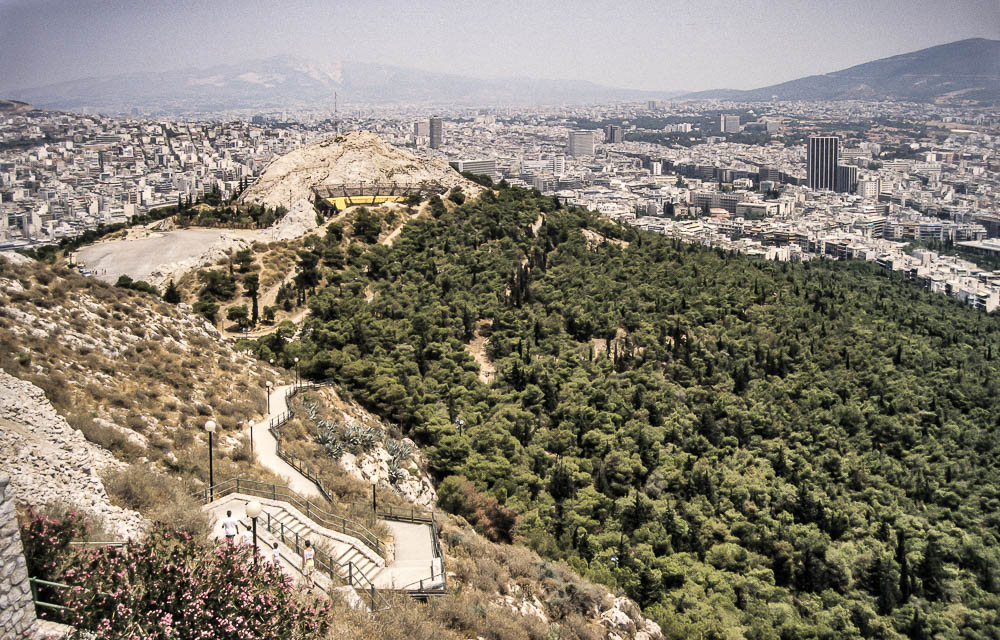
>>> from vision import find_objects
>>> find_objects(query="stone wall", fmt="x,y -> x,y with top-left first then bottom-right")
0,474 -> 38,639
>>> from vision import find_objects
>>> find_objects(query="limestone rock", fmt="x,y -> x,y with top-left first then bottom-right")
0,369 -> 147,540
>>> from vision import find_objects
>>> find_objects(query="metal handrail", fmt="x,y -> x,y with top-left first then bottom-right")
239,513 -> 391,612
196,478 -> 387,560
29,577 -> 115,613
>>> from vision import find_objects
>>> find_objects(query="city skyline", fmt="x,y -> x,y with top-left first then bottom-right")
1,0 -> 998,96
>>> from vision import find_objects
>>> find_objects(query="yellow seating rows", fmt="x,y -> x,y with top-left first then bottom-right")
324,195 -> 407,210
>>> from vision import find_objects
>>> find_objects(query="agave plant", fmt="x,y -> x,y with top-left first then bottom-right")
387,460 -> 405,485
386,438 -> 413,466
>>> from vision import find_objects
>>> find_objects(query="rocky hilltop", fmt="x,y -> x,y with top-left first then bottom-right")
240,131 -> 477,236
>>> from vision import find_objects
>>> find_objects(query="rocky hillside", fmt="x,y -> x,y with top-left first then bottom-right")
0,369 -> 145,539
239,131 -> 477,234
0,253 -> 289,529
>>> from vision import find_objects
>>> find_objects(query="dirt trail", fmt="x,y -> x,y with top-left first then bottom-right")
465,320 -> 496,385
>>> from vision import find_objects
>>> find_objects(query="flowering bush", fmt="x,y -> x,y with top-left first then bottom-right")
18,505 -> 89,579
19,513 -> 330,639
17,505 -> 91,619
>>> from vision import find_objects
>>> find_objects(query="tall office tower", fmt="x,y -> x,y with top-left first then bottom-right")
648,100 -> 659,110
604,124 -> 623,144
414,121 -> 430,137
807,136 -> 840,190
720,114 -> 741,133
567,130 -> 595,156
835,164 -> 858,193
429,117 -> 444,149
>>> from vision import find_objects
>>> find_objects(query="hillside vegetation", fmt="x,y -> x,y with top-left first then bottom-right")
2,254 -> 663,640
276,185 -> 1000,638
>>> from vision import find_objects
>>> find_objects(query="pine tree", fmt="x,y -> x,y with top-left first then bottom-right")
919,536 -> 946,600
897,529 -> 912,600
163,280 -> 181,304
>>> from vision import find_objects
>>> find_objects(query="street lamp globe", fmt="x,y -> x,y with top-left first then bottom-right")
246,500 -> 262,519
205,420 -> 217,434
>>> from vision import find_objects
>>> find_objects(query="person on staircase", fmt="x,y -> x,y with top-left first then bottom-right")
302,539 -> 315,591
221,510 -> 239,543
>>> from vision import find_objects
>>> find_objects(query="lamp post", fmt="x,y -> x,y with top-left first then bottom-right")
205,420 -> 217,501
265,380 -> 273,415
294,357 -> 300,388
248,419 -> 255,459
456,417 -> 465,436
246,500 -> 262,567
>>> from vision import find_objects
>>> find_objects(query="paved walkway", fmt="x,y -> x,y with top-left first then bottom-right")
252,384 -> 323,500
377,520 -> 442,590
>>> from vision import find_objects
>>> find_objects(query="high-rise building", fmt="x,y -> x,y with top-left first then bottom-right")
604,125 -> 623,144
648,100 -> 659,110
807,136 -> 840,190
835,164 -> 858,194
567,130 -> 595,157
429,117 -> 444,149
720,115 -> 741,133
414,121 -> 430,137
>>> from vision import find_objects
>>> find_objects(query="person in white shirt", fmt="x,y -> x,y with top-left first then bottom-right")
271,542 -> 281,567
221,510 -> 239,543
302,540 -> 315,591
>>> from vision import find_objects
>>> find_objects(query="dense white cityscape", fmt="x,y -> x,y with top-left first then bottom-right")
2,98 -> 999,309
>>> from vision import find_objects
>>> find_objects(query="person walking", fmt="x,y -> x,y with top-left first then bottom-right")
301,540 -> 315,591
221,510 -> 239,543
271,541 -> 281,567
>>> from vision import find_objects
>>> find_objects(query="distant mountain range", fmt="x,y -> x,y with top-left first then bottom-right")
683,38 -> 1000,103
0,99 -> 33,114
5,56 -> 682,114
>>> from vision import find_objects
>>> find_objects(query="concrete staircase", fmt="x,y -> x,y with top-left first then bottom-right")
267,507 -> 384,586
204,492 -> 386,589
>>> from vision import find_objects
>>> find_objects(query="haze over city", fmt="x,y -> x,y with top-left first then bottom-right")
1,0 -> 999,94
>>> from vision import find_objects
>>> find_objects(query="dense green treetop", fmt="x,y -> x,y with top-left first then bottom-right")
268,185 -> 1000,639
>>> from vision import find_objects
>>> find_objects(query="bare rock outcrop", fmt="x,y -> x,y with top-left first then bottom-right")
0,369 -> 146,540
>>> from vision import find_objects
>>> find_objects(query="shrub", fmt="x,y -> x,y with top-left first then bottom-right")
65,411 -> 142,459
437,475 -> 519,544
53,524 -> 330,638
103,466 -> 208,536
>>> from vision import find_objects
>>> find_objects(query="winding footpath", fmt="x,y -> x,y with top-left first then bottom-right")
227,382 -> 442,591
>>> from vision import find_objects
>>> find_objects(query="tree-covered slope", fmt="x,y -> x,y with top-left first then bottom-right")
272,186 -> 1000,638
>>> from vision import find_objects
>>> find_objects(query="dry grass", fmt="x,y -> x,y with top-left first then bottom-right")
103,466 -> 209,536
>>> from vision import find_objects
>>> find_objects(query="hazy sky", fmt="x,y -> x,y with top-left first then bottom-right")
1,0 -> 998,93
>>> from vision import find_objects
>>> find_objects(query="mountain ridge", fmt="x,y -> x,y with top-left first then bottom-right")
7,55 -> 683,113
682,38 -> 1000,103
